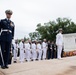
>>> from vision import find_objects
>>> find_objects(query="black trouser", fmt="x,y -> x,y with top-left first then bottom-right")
0,41 -> 11,67
47,50 -> 51,59
51,50 -> 55,59
61,50 -> 64,57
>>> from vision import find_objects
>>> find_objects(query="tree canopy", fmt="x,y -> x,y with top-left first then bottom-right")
29,18 -> 76,41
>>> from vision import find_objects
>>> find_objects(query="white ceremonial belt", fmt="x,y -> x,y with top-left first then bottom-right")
1,30 -> 12,33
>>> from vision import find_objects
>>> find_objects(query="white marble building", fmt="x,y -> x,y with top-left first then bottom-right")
63,33 -> 76,52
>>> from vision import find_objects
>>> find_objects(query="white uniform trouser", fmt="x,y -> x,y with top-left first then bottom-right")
32,50 -> 37,60
57,45 -> 62,59
43,48 -> 47,59
38,50 -> 42,60
20,50 -> 24,62
13,50 -> 17,61
26,50 -> 31,61
24,50 -> 26,59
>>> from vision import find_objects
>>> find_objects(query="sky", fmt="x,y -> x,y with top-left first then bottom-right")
0,0 -> 76,39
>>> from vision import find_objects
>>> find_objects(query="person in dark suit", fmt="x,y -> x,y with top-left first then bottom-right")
61,45 -> 64,57
51,41 -> 56,59
0,10 -> 15,69
47,40 -> 51,59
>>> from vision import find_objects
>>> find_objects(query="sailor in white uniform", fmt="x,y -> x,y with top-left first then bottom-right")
56,28 -> 63,59
37,41 -> 42,60
19,39 -> 25,63
42,39 -> 47,60
13,40 -> 19,63
25,41 -> 31,62
31,41 -> 37,61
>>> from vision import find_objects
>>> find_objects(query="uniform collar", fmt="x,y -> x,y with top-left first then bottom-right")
5,18 -> 11,21
6,18 -> 9,20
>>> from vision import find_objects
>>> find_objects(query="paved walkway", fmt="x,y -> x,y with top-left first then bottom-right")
0,56 -> 76,75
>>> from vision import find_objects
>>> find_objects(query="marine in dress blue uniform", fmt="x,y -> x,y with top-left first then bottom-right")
0,10 -> 15,69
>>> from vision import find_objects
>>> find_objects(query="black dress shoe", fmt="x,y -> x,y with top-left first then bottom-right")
5,66 -> 9,69
1,66 -> 5,69
14,61 -> 17,63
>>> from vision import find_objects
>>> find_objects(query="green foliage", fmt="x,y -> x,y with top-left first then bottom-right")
29,18 -> 76,41
29,32 -> 41,41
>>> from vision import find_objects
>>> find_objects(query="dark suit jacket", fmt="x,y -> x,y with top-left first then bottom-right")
0,19 -> 15,42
